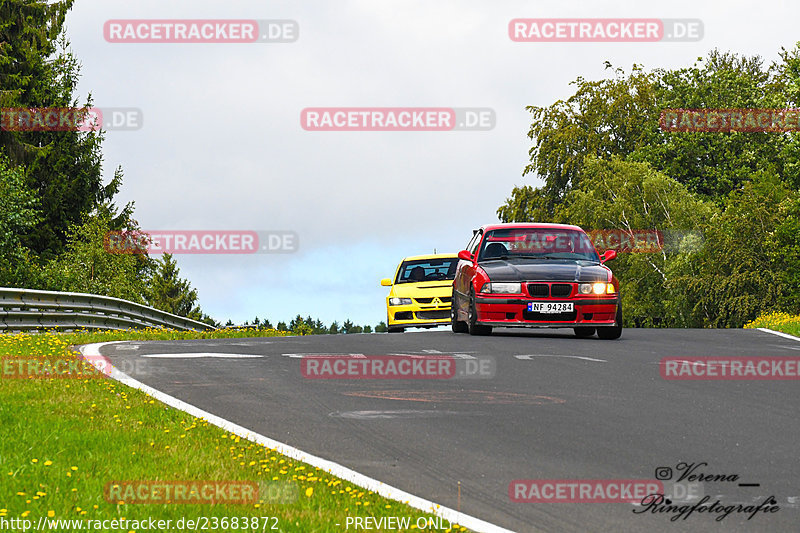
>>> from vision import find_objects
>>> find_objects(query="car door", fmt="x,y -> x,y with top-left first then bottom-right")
454,229 -> 483,318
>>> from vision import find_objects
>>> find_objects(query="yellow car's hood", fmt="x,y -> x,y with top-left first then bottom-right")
390,280 -> 453,298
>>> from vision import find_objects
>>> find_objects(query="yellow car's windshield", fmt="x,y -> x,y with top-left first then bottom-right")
396,259 -> 458,283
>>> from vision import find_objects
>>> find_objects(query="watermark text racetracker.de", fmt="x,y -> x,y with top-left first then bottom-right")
509,18 -> 703,42
103,480 -> 297,505
300,108 -> 495,131
1,107 -> 142,131
104,230 -> 298,254
509,479 -> 663,503
301,355 -> 495,380
104,19 -> 298,43
661,356 -> 800,380
1,354 -> 148,379
588,229 -> 704,254
660,108 -> 800,132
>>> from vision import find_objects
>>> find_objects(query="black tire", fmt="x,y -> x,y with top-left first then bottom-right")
597,304 -> 623,340
573,327 -> 596,338
467,290 -> 492,336
387,315 -> 404,333
451,291 -> 468,333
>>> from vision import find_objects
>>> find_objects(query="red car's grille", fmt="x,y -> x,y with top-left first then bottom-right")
551,283 -> 572,297
528,283 -> 549,297
526,283 -> 573,298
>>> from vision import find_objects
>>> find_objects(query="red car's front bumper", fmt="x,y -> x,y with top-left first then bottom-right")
473,295 -> 619,328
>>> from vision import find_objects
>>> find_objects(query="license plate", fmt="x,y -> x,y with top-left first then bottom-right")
527,302 -> 573,313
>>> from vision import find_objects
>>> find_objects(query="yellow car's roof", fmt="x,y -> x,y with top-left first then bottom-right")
401,253 -> 457,262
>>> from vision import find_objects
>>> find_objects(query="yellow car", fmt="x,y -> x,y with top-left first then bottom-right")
380,253 -> 459,333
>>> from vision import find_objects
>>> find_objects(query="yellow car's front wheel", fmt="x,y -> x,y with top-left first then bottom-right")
387,315 -> 404,333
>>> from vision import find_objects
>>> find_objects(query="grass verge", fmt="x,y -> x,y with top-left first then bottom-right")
744,312 -> 800,338
0,328 -> 470,532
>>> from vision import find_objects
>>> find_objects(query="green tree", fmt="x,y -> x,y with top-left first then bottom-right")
634,51 -> 792,197
499,50 -> 799,222
33,208 -> 151,301
675,173 -> 794,327
0,0 -> 133,257
145,253 -> 202,318
769,195 -> 800,313
557,156 -> 714,326
499,63 -> 660,221
0,155 -> 40,285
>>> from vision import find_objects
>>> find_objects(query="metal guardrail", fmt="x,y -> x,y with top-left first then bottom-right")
0,288 -> 214,332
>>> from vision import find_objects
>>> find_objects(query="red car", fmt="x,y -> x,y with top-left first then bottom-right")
451,223 -> 622,339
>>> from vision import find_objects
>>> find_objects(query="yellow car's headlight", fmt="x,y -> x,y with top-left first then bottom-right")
389,297 -> 412,306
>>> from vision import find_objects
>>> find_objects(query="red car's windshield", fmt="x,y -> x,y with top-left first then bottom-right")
477,228 -> 599,262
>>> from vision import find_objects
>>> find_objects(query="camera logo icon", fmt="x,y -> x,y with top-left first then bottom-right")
655,467 -> 673,480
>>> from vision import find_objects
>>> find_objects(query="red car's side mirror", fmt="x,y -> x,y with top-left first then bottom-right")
457,250 -> 473,261
601,249 -> 617,263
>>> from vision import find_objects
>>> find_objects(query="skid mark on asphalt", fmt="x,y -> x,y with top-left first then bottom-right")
515,354 -> 606,362
140,353 -> 263,358
767,343 -> 800,351
343,390 -> 566,405
283,352 -> 476,359
329,410 -> 487,419
282,353 -> 367,358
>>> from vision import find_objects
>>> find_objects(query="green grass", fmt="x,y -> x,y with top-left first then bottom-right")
0,329 -> 470,532
744,312 -> 800,338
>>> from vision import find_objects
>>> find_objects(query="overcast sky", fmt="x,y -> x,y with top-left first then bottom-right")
63,0 -> 799,327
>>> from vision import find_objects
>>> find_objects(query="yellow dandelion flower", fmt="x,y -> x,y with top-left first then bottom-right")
305,487 -> 313,497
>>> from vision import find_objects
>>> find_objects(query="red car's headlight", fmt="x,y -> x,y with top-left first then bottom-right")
480,282 -> 522,294
579,282 -> 616,295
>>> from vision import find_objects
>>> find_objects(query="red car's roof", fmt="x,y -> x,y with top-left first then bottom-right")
479,222 -> 585,232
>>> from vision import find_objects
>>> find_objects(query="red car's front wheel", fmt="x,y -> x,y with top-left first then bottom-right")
467,290 -> 492,336
597,304 -> 623,340
451,291 -> 468,333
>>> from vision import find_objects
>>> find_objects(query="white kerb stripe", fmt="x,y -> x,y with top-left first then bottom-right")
757,328 -> 800,342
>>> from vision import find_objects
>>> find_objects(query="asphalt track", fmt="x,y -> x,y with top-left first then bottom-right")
93,328 -> 800,533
